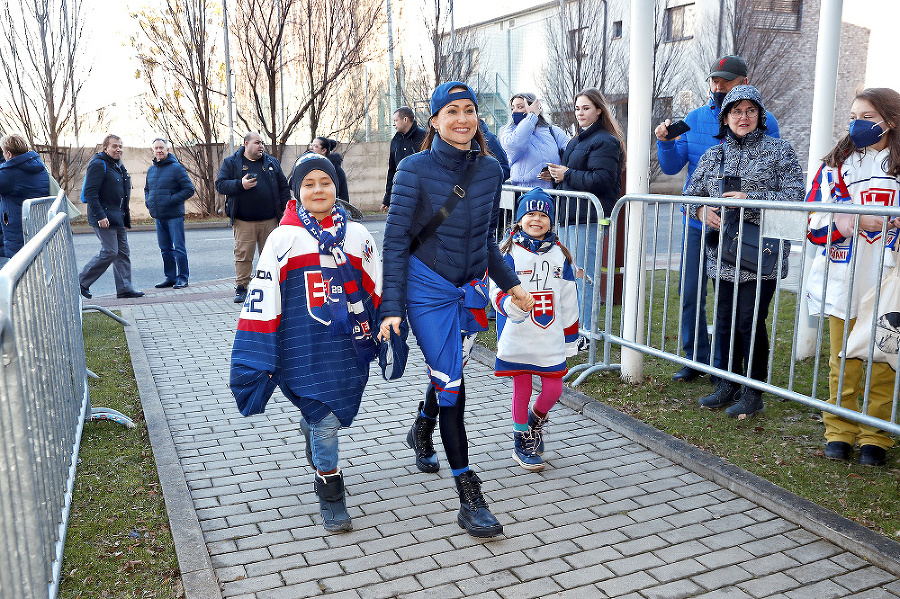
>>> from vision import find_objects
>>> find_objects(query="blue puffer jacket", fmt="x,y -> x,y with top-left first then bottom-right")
657,95 -> 780,229
381,136 -> 520,318
499,114 -> 569,188
144,153 -> 195,220
81,151 -> 131,229
0,151 -> 50,257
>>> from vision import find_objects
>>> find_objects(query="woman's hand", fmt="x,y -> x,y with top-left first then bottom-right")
379,317 -> 401,342
527,99 -> 542,115
547,163 -> 568,183
701,206 -> 722,230
722,191 -> 747,200
538,167 -> 554,182
508,285 -> 534,312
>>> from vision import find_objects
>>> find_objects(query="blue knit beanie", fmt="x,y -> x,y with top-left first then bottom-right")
430,81 -> 478,116
516,187 -> 555,228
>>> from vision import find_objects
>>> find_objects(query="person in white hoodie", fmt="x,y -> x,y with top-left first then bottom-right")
806,88 -> 900,468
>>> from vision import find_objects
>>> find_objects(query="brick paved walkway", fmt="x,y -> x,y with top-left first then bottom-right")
121,283 -> 900,599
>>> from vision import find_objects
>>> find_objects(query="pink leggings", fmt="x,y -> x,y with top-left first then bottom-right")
512,374 -> 563,425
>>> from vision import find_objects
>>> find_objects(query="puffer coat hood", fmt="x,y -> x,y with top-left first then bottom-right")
716,85 -> 767,139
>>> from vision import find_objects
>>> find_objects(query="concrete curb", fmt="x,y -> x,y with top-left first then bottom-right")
469,343 -> 900,578
122,307 -> 224,599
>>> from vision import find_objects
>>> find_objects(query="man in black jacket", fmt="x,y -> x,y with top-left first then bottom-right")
216,132 -> 290,303
382,107 -> 426,211
78,134 -> 144,299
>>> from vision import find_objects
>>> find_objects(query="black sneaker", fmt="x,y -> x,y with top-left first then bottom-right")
699,380 -> 739,409
234,286 -> 247,303
859,445 -> 887,467
824,441 -> 851,461
725,388 -> 764,418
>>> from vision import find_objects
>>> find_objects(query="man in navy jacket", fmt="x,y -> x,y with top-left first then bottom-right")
145,138 -> 195,289
382,107 -> 427,211
215,132 -> 290,303
654,55 -> 780,383
79,135 -> 144,299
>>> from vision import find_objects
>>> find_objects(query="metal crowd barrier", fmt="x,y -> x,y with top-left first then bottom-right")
582,193 -> 900,437
21,195 -> 57,241
498,185 -> 613,365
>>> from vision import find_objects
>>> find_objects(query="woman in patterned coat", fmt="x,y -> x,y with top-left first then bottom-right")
686,85 -> 804,419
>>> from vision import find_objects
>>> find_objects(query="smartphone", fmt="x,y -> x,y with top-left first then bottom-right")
664,119 -> 690,140
720,175 -> 742,194
540,165 -> 550,175
247,173 -> 257,180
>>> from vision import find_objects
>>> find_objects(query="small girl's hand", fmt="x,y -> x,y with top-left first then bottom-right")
508,285 -> 534,312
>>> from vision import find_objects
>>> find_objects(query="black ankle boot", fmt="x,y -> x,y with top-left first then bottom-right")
314,471 -> 352,532
699,379 -> 739,409
725,387 -> 764,418
407,400 -> 440,473
455,470 -> 503,538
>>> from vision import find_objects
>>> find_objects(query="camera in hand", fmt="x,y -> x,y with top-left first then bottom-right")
664,119 -> 690,140
719,175 -> 741,194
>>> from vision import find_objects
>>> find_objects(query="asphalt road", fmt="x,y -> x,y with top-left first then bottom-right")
74,220 -> 388,299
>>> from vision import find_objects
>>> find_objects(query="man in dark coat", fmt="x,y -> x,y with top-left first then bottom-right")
78,134 -> 144,299
216,132 -> 290,303
382,106 -> 427,211
145,138 -> 195,289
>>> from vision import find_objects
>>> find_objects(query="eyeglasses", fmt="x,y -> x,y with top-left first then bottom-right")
730,108 -> 759,118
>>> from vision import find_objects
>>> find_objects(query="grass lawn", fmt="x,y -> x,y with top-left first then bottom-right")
58,313 -> 182,599
480,270 -> 900,540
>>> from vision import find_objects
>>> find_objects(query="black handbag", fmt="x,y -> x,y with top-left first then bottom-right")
712,153 -> 779,277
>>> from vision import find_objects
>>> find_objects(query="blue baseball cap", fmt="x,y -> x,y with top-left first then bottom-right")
379,319 -> 410,381
430,82 -> 478,116
515,187 -> 555,228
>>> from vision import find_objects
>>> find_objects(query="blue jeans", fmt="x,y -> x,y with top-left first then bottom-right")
156,216 -> 188,283
308,411 -> 342,472
680,224 -> 712,365
562,223 -> 600,331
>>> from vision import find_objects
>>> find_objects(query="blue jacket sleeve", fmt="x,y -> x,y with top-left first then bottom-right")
215,156 -> 242,196
486,162 -> 520,291
172,164 -> 195,204
82,159 -> 107,222
380,162 -> 420,319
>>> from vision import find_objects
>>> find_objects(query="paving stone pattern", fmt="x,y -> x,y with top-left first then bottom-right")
129,288 -> 900,598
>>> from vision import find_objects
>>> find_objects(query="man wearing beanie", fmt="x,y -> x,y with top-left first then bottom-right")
215,132 -> 290,304
652,55 -> 780,383
231,150 -> 382,533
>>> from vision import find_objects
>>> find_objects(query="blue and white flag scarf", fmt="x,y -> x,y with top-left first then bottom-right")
297,204 -> 378,366
513,230 -> 556,254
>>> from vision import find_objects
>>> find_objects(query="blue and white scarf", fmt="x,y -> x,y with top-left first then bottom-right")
297,204 -> 378,366
513,230 -> 556,254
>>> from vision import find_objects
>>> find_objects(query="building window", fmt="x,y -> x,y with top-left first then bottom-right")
612,21 -> 623,39
665,3 -> 695,42
568,26 -> 588,58
751,0 -> 802,30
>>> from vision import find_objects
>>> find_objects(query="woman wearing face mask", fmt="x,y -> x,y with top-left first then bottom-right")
805,88 -> 900,468
546,88 -> 625,331
498,93 -> 569,189
687,85 -> 804,419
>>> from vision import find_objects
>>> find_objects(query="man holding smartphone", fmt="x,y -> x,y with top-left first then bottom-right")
653,55 -> 780,383
216,132 -> 290,303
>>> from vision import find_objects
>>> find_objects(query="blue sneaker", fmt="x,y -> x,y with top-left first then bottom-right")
513,431 -> 544,471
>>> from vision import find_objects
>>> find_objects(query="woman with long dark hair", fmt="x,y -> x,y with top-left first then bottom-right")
547,88 -> 625,330
379,82 -> 534,539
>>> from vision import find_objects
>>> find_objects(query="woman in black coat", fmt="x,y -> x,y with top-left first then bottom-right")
309,137 -> 349,202
547,88 -> 625,329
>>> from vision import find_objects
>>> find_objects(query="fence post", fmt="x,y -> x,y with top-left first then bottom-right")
620,0 -> 654,382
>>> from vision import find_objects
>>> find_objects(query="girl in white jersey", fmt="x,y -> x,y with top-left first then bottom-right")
805,88 -> 900,467
491,188 -> 580,471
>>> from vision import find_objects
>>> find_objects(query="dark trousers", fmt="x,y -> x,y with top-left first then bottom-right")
713,277 -> 776,382
422,378 -> 469,472
79,226 -> 133,293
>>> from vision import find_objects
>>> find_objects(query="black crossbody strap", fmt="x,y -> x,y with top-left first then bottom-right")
410,157 -> 479,253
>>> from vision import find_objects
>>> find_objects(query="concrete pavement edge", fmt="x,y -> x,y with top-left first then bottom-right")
122,307 -> 224,599
469,344 -> 900,578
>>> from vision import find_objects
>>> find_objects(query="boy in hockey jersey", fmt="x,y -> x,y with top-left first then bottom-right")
492,188 -> 579,471
230,153 -> 382,531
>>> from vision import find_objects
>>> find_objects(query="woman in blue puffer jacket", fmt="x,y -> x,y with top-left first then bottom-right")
0,134 -> 50,257
499,93 -> 569,189
379,81 -> 534,540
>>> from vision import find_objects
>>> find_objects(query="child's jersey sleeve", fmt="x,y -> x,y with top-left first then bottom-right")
230,235 -> 284,416
559,253 -> 580,356
807,162 -> 847,246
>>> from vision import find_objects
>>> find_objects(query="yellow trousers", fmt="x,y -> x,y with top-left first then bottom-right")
825,317 -> 896,449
